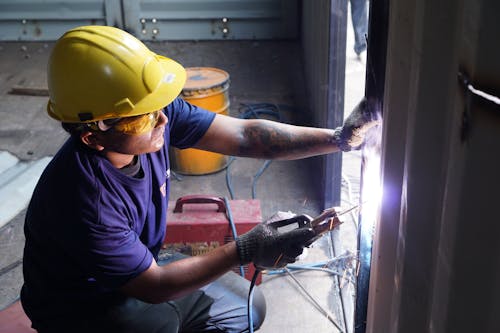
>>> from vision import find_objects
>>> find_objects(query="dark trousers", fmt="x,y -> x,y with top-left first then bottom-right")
104,271 -> 266,333
34,254 -> 266,333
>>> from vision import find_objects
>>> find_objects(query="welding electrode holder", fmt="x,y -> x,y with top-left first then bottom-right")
237,208 -> 344,270
269,207 -> 343,245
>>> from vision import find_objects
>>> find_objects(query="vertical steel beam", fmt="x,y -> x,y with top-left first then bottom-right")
104,0 -> 123,28
122,0 -> 140,36
354,0 -> 389,332
324,0 -> 348,209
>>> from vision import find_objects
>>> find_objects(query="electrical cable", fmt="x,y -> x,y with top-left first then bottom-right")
251,160 -> 272,199
224,156 -> 236,199
264,260 -> 357,284
265,266 -> 353,282
225,103 -> 285,199
174,102 -> 354,330
232,103 -> 351,331
247,268 -> 261,333
264,251 -> 357,332
285,267 -> 344,332
170,170 -> 183,181
330,228 -> 349,333
224,196 -> 245,278
170,102 -> 288,200
0,259 -> 22,277
339,174 -> 361,331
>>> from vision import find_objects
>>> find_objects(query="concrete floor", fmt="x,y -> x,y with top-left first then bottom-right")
0,14 -> 366,333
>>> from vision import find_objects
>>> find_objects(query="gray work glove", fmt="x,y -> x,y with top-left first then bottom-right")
333,98 -> 381,152
236,219 -> 315,270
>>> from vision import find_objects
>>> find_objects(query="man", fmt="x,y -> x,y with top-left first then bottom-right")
21,26 -> 378,333
350,0 -> 369,57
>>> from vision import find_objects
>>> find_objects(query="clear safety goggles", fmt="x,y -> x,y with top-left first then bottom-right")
94,110 -> 162,135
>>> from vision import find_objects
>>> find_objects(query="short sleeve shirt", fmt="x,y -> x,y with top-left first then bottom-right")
21,98 -> 215,323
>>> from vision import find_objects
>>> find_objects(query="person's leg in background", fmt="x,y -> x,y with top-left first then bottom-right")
350,0 -> 369,56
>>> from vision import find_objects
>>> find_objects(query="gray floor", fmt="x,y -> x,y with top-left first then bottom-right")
0,17 -> 365,333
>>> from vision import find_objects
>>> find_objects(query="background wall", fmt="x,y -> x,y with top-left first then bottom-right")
0,0 -> 298,41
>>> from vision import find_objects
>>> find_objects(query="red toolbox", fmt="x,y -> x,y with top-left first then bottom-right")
164,195 -> 262,284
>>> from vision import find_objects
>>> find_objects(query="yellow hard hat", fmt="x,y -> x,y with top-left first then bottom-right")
47,25 -> 186,123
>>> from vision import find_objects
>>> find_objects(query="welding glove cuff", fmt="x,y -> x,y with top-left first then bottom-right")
334,98 -> 380,152
236,222 -> 315,269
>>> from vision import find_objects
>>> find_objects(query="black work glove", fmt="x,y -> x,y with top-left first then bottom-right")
236,219 -> 315,270
333,98 -> 381,152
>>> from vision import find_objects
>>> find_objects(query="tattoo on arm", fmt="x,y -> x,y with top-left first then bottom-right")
238,121 -> 331,159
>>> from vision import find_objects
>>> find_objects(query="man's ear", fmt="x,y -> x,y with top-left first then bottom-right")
80,131 -> 105,151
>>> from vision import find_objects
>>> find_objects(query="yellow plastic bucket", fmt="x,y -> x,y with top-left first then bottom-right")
171,67 -> 230,175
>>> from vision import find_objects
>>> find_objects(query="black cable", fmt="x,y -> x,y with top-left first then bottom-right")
247,268 -> 261,333
0,259 -> 22,277
225,156 -> 236,199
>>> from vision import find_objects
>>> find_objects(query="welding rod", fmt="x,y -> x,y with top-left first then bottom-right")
309,205 -> 362,237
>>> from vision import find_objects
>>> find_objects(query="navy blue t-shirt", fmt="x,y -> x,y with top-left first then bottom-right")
21,98 -> 215,325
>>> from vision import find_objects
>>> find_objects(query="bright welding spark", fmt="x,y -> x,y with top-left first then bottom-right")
361,148 -> 382,222
360,118 -> 383,229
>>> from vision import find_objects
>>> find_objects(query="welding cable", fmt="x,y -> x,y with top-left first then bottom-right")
247,268 -> 261,333
170,170 -> 184,181
266,265 -> 345,278
238,103 -> 285,122
265,265 -> 355,284
223,196 -> 246,278
172,103 -> 291,201
0,259 -> 22,278
225,156 -> 237,199
265,255 -> 358,281
225,103 -> 286,199
331,242 -> 349,332
251,160 -> 272,199
285,268 -> 344,332
224,194 -> 260,332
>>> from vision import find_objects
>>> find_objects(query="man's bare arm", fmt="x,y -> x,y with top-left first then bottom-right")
195,114 -> 341,160
120,242 -> 239,303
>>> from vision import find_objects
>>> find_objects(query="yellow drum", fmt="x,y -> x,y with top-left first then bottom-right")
170,67 -> 230,175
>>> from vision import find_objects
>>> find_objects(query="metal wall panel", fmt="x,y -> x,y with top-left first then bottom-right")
0,0 -> 297,41
124,0 -> 298,40
0,0 -> 114,41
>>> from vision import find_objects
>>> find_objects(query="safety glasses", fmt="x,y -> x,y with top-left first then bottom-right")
96,110 -> 162,135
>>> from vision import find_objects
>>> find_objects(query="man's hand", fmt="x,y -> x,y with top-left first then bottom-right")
236,218 -> 315,270
334,98 -> 381,152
